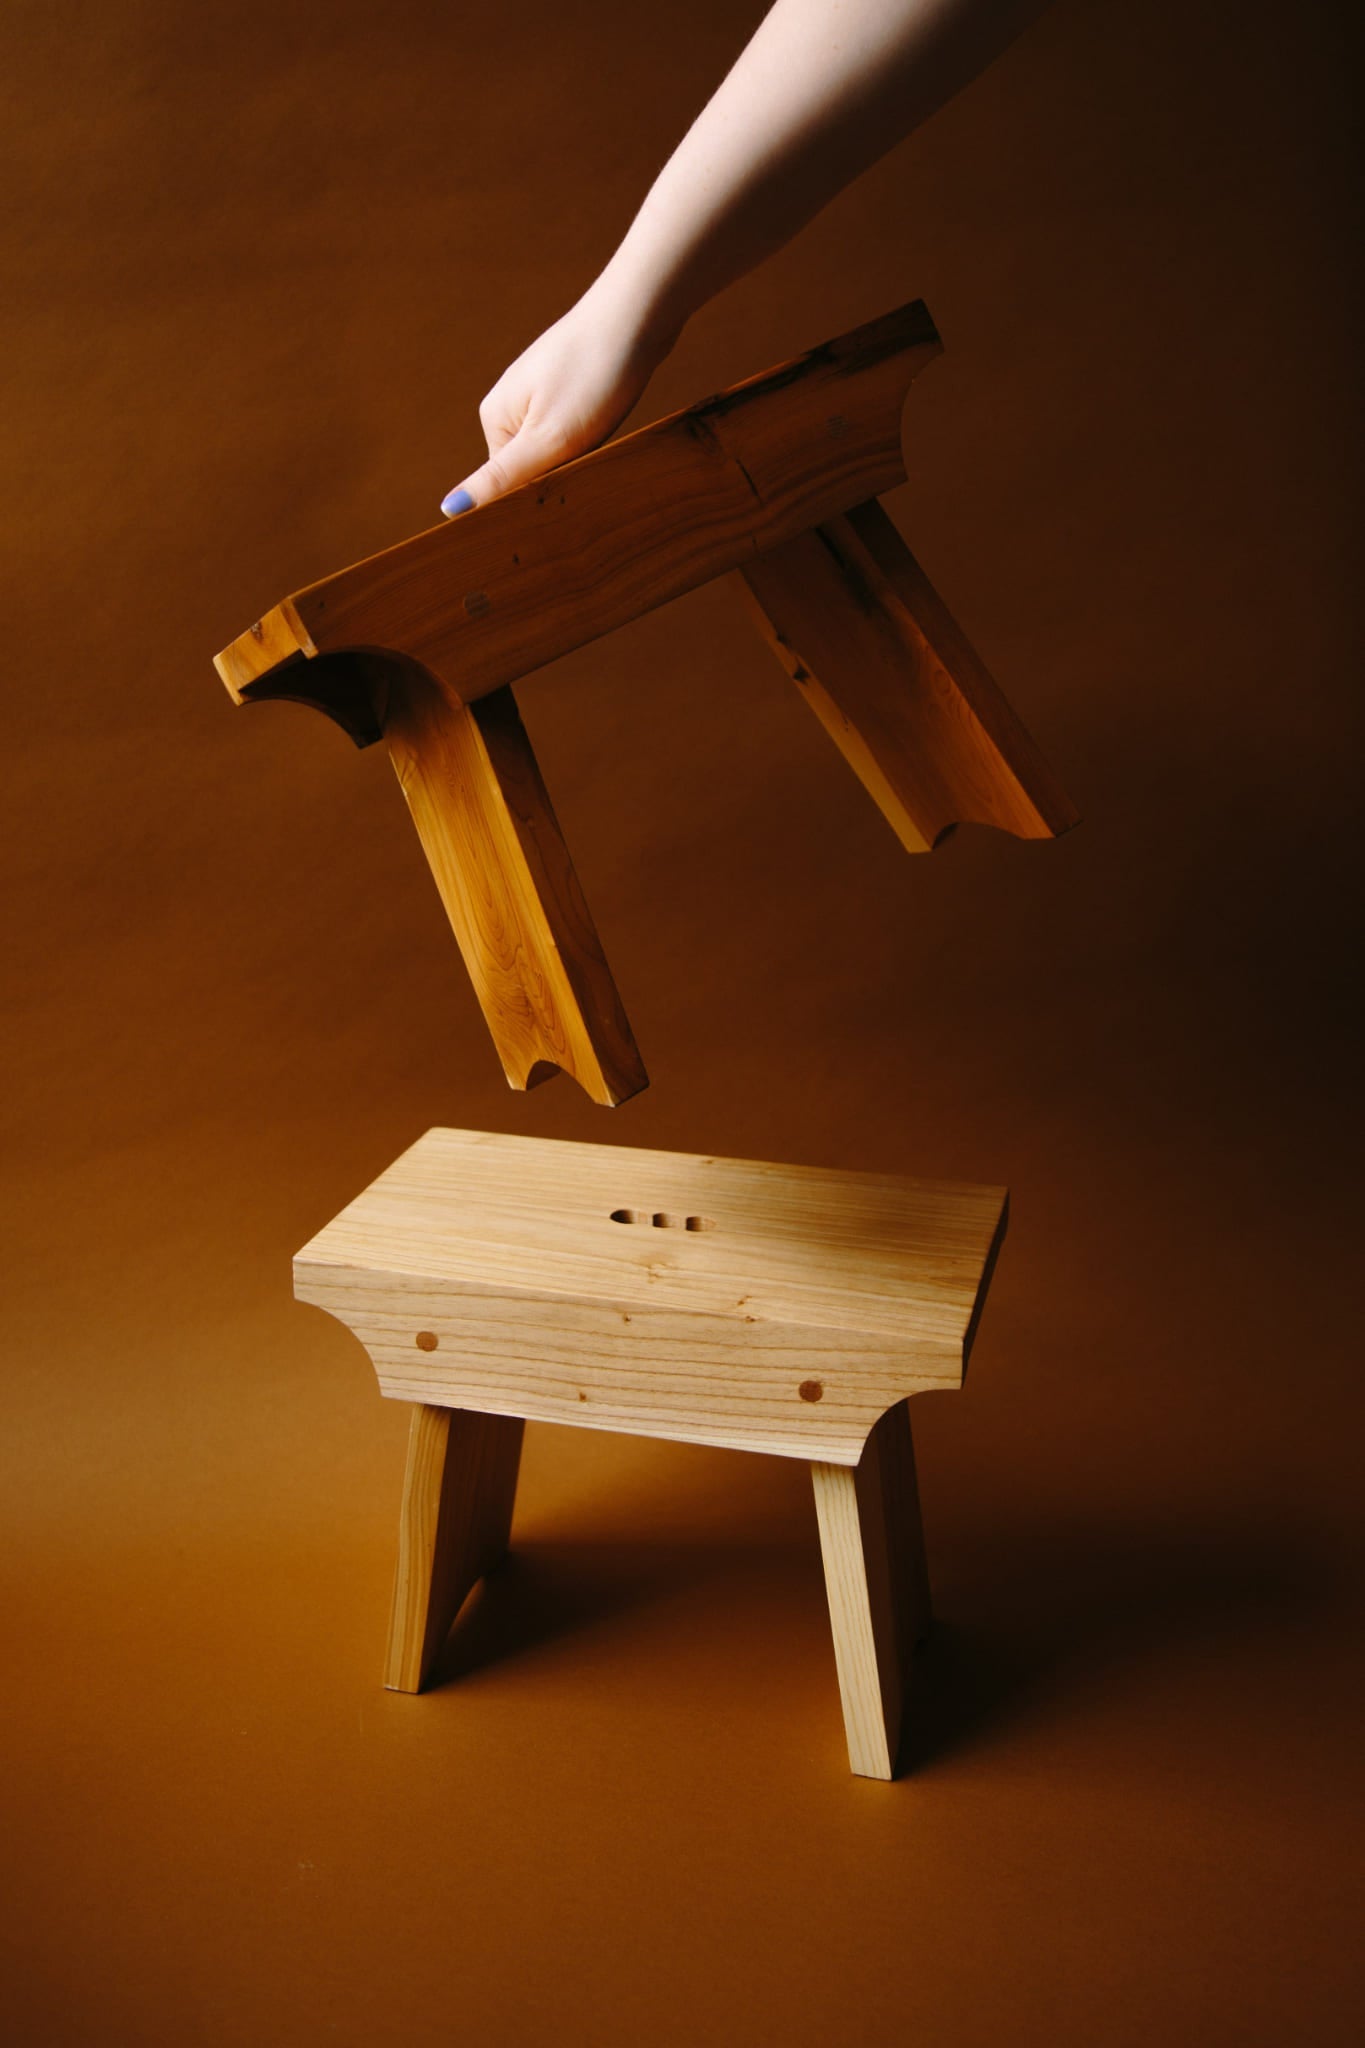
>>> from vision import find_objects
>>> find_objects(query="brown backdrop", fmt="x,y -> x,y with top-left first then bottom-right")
2,0 -> 1361,2041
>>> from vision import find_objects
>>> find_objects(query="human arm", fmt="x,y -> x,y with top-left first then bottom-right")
441,0 -> 1043,515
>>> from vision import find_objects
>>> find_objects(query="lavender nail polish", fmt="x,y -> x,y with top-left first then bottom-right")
441,486 -> 476,516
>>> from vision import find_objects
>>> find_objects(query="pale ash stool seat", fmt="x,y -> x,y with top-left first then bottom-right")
294,1127 -> 1007,1779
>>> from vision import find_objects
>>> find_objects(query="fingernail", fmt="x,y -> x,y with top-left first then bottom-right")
441,486 -> 476,517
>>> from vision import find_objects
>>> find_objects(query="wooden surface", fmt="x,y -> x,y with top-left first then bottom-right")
384,677 -> 647,1105
738,498 -> 1081,852
385,1403 -> 525,1692
811,1398 -> 932,1778
215,299 -> 941,713
213,297 -> 1076,1108
295,1128 -> 1007,1465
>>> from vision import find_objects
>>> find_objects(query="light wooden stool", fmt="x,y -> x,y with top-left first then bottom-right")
296,1127 -> 1007,1779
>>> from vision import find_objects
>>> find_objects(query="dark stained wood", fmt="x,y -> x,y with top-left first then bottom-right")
737,498 -> 1080,852
213,297 -> 1077,1105
215,299 -> 942,710
384,675 -> 648,1106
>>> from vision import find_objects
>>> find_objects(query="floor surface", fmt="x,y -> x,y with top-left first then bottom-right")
2,1 -> 1361,2041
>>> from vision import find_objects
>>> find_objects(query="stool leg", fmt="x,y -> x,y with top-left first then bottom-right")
384,1405 -> 526,1693
810,1399 -> 932,1780
736,498 -> 1079,852
383,673 -> 648,1108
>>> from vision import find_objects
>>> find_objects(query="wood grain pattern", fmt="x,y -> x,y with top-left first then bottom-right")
311,1129 -> 1002,1771
384,675 -> 647,1105
294,1128 -> 1008,1466
811,1398 -> 931,1779
215,300 -> 941,712
212,299 -> 1077,1107
384,1403 -> 525,1693
737,498 -> 1081,851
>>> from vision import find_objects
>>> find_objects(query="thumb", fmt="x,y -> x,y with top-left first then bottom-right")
439,425 -> 557,519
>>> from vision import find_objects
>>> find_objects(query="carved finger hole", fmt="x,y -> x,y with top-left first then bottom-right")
415,1331 -> 439,1352
609,1209 -> 715,1231
798,1379 -> 824,1403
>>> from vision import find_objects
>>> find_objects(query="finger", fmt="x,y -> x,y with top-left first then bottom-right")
439,424 -> 560,518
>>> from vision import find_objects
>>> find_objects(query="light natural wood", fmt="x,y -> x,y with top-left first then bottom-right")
295,1127 -> 1007,1466
215,300 -> 943,710
385,677 -> 646,1104
305,1128 -> 1005,1772
737,498 -> 1080,851
811,1399 -> 931,1779
385,1403 -> 525,1692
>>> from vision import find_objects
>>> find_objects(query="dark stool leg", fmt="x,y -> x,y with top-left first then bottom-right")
737,498 -> 1079,852
384,676 -> 647,1107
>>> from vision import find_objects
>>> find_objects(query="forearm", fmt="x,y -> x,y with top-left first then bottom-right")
593,0 -> 1041,344
439,0 -> 1045,513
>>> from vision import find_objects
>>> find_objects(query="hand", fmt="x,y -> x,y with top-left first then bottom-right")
440,282 -> 679,517
440,1 -> 1026,519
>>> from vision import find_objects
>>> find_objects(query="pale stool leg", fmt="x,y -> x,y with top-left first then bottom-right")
811,1399 -> 932,1779
384,1404 -> 526,1693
